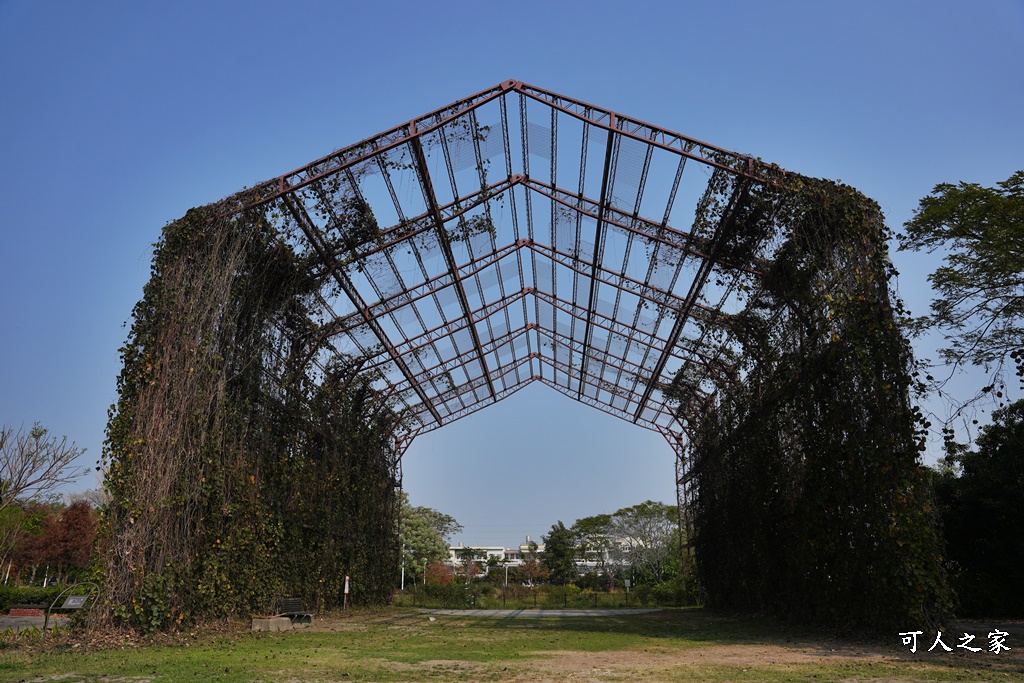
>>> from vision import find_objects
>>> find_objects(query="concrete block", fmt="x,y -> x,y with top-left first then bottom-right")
251,617 -> 293,632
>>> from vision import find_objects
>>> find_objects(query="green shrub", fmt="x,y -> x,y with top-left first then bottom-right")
422,582 -> 471,608
632,584 -> 652,607
468,582 -> 493,600
0,585 -> 65,613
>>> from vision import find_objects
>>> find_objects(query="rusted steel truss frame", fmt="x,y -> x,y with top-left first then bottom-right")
576,115 -> 618,400
306,191 -> 742,368
530,289 -> 717,434
313,241 -> 525,356
354,284 -> 724,437
524,241 -> 725,326
394,347 -> 670,440
303,167 -> 752,338
521,178 -> 761,277
347,276 -> 722,392
369,301 -> 711,432
539,376 -> 665,433
514,82 -> 761,182
349,281 -> 539,421
203,79 -> 794,473
297,174 -> 475,407
529,287 -> 727,376
369,293 -> 531,406
527,328 -> 704,436
280,193 -> 444,425
392,360 -> 538,461
317,174 -> 524,267
224,79 -> 771,221
520,183 -> 750,411
405,130 -> 496,399
536,289 -> 717,431
399,354 -> 536,434
632,179 -> 753,423
308,237 -> 734,405
229,80 -> 520,213
529,288 -> 724,392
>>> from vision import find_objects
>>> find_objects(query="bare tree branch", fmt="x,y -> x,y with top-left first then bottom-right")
0,423 -> 89,514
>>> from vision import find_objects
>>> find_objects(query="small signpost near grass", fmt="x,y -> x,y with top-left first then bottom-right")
42,582 -> 98,642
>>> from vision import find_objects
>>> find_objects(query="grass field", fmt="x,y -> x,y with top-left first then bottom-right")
1,608 -> 1020,682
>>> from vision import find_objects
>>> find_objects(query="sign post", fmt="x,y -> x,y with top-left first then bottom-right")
343,575 -> 350,611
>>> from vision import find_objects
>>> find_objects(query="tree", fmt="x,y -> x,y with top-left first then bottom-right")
0,424 -> 88,514
932,399 -> 1024,617
48,500 -> 100,575
7,501 -> 54,584
0,505 -> 26,570
608,501 -> 678,584
453,546 -> 484,582
414,499 -> 463,541
398,493 -> 461,583
519,540 -> 549,588
570,514 -> 613,573
7,500 -> 98,584
424,561 -> 454,586
541,521 -> 577,585
899,170 -> 1024,395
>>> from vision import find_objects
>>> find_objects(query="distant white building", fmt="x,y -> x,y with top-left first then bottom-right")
447,536 -> 545,568
447,534 -> 623,575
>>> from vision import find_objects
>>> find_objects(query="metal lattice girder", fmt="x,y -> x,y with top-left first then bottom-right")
220,79 -> 783,462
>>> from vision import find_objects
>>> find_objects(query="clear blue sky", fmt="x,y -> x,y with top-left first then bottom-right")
1,1 -> 1022,547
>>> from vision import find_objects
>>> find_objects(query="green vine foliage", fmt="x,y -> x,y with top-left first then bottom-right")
673,166 -> 953,633
102,197 -> 400,631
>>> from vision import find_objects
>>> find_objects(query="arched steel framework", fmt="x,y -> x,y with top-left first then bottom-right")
220,80 -> 783,509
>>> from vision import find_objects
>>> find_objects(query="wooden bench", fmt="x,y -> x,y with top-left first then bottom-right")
275,597 -> 313,624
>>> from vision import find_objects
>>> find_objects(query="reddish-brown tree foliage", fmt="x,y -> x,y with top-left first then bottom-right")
48,501 -> 99,571
424,562 -> 454,586
5,501 -> 99,582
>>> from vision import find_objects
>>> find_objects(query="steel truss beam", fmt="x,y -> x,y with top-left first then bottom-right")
521,178 -> 761,276
280,193 -> 444,426
408,131 -> 498,400
218,80 -> 785,486
514,82 -> 761,181
632,179 -> 753,423
235,81 -> 519,212
577,117 -> 617,401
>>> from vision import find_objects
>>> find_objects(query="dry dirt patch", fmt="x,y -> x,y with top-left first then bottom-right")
302,612 -> 1024,680
533,642 -> 890,669
524,636 -> 1023,682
